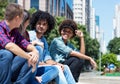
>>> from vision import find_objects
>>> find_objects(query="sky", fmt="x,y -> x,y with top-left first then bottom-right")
93,0 -> 120,46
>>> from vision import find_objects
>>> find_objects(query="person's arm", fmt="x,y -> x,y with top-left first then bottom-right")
46,59 -> 64,70
28,31 -> 44,48
75,30 -> 85,54
5,42 -> 39,63
5,42 -> 31,59
26,44 -> 39,59
80,37 -> 85,54
70,51 -> 97,69
45,59 -> 57,65
5,42 -> 39,72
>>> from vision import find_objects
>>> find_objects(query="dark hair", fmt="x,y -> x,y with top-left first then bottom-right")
22,9 -> 31,25
18,9 -> 30,34
30,10 -> 55,34
5,3 -> 23,21
59,19 -> 77,37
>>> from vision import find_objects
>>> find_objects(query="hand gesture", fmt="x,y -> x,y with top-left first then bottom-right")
28,52 -> 39,72
75,30 -> 84,38
89,57 -> 97,70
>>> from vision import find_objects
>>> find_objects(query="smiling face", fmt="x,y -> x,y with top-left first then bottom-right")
35,20 -> 48,35
61,27 -> 74,41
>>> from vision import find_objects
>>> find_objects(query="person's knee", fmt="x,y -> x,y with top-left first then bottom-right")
52,66 -> 59,75
1,50 -> 13,62
79,59 -> 85,64
64,65 -> 72,73
71,57 -> 84,64
35,45 -> 43,60
64,65 -> 69,70
35,45 -> 43,53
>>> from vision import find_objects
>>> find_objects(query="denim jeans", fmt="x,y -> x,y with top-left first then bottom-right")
11,56 -> 35,84
35,45 -> 43,62
55,65 -> 76,84
0,49 -> 35,84
30,65 -> 59,84
0,50 -> 13,84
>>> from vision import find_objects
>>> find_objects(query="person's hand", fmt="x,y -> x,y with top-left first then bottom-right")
35,76 -> 42,83
28,52 -> 39,72
75,30 -> 84,38
89,57 -> 97,70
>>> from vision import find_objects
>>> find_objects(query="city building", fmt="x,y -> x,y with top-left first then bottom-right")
90,8 -> 95,39
15,0 -> 73,19
113,4 -> 120,38
73,0 -> 91,33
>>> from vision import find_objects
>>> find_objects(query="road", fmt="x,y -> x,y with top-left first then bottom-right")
77,71 -> 120,84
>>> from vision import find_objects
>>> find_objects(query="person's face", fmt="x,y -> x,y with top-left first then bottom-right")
35,20 -> 48,35
61,28 -> 74,41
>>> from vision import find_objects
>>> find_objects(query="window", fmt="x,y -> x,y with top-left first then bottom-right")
30,0 -> 39,10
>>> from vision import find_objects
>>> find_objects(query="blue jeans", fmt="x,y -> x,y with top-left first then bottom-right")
55,65 -> 76,84
0,49 -> 36,84
0,50 -> 13,84
30,65 -> 59,84
35,45 -> 43,62
11,56 -> 35,84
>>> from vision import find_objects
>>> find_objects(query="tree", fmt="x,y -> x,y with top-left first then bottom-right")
28,7 -> 37,15
107,37 -> 120,54
85,38 -> 100,59
0,0 -> 8,20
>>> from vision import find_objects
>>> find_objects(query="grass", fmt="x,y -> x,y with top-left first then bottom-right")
105,72 -> 120,76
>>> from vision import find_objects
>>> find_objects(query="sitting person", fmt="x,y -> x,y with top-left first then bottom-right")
0,3 -> 38,84
18,9 -> 59,84
49,19 -> 97,82
29,10 -> 76,84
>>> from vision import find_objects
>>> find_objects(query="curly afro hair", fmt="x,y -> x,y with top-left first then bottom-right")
59,19 -> 77,37
30,10 -> 55,34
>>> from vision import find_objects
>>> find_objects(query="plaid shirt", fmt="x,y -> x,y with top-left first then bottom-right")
0,21 -> 30,51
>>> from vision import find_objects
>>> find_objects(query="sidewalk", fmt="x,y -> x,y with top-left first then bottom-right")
77,71 -> 120,84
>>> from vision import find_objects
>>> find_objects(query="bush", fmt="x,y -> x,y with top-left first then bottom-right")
97,53 -> 120,71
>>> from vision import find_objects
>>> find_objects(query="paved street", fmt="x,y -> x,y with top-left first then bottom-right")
77,71 -> 120,84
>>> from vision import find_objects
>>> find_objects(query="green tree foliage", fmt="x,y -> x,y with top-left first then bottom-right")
0,0 -> 8,20
97,53 -> 120,70
28,7 -> 37,15
8,0 -> 16,3
85,38 -> 100,59
107,37 -> 120,54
